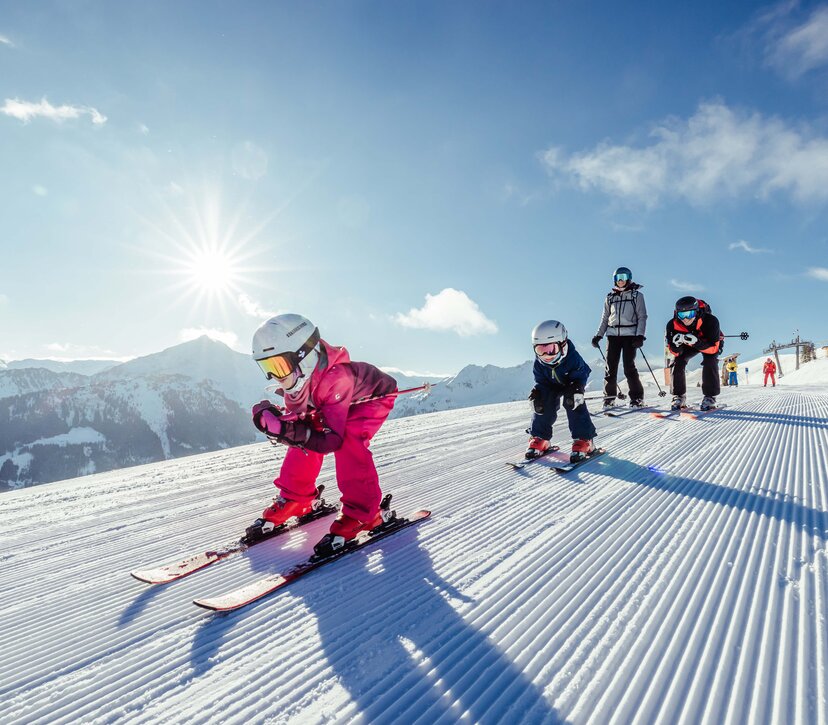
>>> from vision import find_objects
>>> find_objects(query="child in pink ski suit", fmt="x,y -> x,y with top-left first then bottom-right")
249,314 -> 398,555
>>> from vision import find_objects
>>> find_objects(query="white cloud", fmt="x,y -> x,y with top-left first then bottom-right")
180,327 -> 240,350
138,123 -> 150,135
32,185 -> 48,197
394,288 -> 498,337
1,97 -> 107,125
237,293 -> 280,319
807,267 -> 828,281
766,5 -> 828,78
542,100 -> 828,206
729,239 -> 772,253
670,279 -> 706,292
0,34 -> 13,47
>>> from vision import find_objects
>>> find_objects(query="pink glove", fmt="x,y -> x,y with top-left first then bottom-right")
259,409 -> 282,436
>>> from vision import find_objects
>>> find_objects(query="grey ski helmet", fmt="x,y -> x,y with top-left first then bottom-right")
251,313 -> 321,393
531,320 -> 569,366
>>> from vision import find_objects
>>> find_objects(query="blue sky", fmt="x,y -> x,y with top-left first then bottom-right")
2,0 -> 828,375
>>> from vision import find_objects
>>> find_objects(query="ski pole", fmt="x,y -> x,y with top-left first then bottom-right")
639,349 -> 667,397
723,332 -> 750,340
269,382 -> 435,417
350,382 -> 435,406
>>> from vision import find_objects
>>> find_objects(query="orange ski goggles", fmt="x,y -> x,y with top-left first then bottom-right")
256,353 -> 297,380
255,327 -> 321,380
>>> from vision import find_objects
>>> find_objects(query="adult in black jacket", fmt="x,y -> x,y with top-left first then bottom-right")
666,296 -> 722,411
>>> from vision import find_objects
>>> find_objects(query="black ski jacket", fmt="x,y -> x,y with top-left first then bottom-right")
665,312 -> 722,356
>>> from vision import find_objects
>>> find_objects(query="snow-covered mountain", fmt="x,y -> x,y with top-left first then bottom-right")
0,367 -> 89,399
391,360 -> 535,417
1,383 -> 825,723
5,358 -> 120,375
0,375 -> 254,489
96,336 -> 264,411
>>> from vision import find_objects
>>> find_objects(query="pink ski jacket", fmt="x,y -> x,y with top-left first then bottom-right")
284,340 -> 397,454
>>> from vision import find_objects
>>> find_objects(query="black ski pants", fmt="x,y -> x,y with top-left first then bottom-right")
670,348 -> 721,397
604,336 -> 644,401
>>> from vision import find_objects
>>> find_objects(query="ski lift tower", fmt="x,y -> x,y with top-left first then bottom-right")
763,330 -> 815,377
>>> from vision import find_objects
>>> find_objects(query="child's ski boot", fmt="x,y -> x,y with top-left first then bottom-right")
242,496 -> 313,545
525,436 -> 552,460
570,438 -> 596,464
313,494 -> 395,559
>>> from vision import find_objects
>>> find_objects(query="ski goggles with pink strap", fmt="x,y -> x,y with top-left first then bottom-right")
534,342 -> 563,357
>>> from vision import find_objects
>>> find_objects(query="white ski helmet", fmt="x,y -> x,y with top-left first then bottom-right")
251,313 -> 321,393
531,319 -> 569,366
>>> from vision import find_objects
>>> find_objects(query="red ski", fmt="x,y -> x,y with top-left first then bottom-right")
193,509 -> 431,612
131,487 -> 337,584
679,403 -> 728,420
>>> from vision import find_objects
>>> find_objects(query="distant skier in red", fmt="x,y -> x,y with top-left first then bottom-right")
763,358 -> 777,387
247,314 -> 398,558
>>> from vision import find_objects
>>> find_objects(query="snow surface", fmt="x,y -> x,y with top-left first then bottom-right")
1,385 -> 827,723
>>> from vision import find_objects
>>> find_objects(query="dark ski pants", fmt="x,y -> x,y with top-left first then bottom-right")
530,386 -> 597,441
604,335 -> 644,401
671,349 -> 720,397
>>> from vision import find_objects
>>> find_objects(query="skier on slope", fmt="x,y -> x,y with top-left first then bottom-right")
591,266 -> 648,409
763,358 -> 777,387
526,320 -> 598,463
666,297 -> 723,411
247,313 -> 399,558
726,359 -> 739,386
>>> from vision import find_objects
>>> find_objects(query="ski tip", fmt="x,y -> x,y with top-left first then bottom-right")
192,598 -> 229,612
130,571 -> 156,584
130,569 -> 179,585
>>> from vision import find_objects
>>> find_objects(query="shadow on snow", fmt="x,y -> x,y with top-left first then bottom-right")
189,526 -> 564,724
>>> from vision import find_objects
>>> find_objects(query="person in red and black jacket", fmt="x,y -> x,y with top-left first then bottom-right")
666,296 -> 722,411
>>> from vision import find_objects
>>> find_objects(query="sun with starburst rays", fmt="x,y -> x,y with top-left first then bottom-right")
136,184 -> 278,320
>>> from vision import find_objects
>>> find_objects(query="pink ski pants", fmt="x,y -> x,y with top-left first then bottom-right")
274,398 -> 394,522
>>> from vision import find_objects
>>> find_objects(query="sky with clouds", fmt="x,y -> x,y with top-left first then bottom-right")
1,0 -> 828,375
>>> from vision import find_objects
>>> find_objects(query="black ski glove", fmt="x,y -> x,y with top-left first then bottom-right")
528,386 -> 544,414
563,382 -> 585,410
591,335 -> 602,349
251,400 -> 312,447
273,418 -> 312,447
632,335 -> 645,349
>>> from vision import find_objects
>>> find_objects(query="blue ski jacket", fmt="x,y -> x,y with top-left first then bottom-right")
532,340 -> 591,391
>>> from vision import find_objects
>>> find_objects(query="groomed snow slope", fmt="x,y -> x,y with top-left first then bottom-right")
1,385 -> 827,724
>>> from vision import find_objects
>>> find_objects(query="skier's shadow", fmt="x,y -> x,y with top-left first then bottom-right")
575,455 -> 828,539
118,585 -> 166,626
298,527 -> 564,724
692,408 -> 828,430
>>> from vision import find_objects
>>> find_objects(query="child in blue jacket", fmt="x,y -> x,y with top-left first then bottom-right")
527,320 -> 598,463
